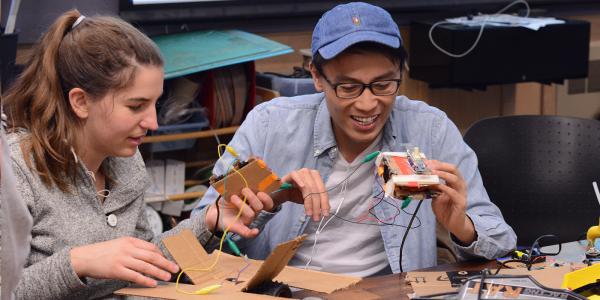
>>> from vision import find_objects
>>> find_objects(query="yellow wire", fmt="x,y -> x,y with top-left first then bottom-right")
175,144 -> 249,295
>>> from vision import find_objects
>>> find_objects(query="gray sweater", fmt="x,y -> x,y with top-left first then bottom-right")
1,129 -> 33,300
6,131 -> 216,300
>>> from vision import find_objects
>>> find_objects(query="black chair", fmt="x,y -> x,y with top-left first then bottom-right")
463,115 -> 600,246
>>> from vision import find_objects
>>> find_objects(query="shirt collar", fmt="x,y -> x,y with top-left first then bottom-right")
313,96 -> 337,157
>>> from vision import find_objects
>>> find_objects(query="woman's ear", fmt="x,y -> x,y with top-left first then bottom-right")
68,88 -> 89,119
309,62 -> 324,92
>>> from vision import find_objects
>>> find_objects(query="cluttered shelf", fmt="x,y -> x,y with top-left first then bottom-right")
138,29 -> 293,236
143,162 -> 213,203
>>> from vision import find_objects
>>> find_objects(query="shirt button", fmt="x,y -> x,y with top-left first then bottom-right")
299,216 -> 306,222
314,150 -> 321,155
107,214 -> 118,227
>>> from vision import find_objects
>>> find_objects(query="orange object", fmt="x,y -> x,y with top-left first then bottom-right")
211,158 -> 282,200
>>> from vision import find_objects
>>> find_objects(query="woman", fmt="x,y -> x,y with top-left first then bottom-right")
1,10 -> 271,299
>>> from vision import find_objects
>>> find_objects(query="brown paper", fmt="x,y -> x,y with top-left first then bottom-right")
116,282 -> 280,300
407,265 -> 575,298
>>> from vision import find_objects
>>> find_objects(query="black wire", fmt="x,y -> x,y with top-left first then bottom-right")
494,259 -> 518,275
203,195 -> 222,248
398,199 -> 424,273
370,176 -> 423,226
526,234 -> 561,270
477,270 -> 487,300
366,192 -> 401,224
299,156 -> 424,229
334,213 -> 422,228
331,181 -> 422,228
300,162 -> 364,201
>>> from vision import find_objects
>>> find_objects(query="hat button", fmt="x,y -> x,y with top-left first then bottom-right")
352,15 -> 361,26
107,214 -> 118,227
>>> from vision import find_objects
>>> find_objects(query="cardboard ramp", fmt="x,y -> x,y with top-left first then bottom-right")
116,229 -> 361,299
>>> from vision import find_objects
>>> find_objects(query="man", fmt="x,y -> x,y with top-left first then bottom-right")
197,2 -> 516,276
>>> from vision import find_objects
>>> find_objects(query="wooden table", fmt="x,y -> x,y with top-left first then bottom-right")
294,260 -> 497,300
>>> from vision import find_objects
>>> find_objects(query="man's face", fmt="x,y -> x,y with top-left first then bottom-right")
311,51 -> 400,156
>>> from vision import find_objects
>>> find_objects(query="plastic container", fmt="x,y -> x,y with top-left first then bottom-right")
148,111 -> 210,153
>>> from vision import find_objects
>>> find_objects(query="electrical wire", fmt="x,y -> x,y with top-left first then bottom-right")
175,144 -> 249,295
428,0 -> 530,58
477,269 -> 487,300
354,176 -> 423,225
398,199 -> 424,273
203,195 -> 222,248
233,255 -> 251,284
298,162 -> 363,202
343,189 -> 422,228
304,165 -> 351,269
334,213 -> 422,229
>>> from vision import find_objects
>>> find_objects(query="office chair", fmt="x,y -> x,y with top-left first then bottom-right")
463,115 -> 600,246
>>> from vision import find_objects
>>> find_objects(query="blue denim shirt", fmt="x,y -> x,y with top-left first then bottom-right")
195,93 -> 516,273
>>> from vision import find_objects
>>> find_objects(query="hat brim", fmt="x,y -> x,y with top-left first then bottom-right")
318,31 -> 400,60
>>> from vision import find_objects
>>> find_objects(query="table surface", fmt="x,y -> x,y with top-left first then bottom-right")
294,260 -> 498,300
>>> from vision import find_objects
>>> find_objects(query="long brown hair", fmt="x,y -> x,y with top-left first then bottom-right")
2,9 -> 163,192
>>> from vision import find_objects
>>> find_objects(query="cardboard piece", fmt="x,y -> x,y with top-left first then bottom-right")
406,271 -> 458,297
116,229 -> 360,299
116,282 -> 277,300
211,158 -> 281,201
324,288 -> 381,300
407,265 -> 575,298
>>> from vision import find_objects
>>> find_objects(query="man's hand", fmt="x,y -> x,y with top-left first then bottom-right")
205,187 -> 275,238
275,168 -> 330,221
70,237 -> 180,287
427,160 -> 476,245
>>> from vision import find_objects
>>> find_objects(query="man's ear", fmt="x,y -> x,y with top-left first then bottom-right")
309,62 -> 324,92
68,88 -> 89,119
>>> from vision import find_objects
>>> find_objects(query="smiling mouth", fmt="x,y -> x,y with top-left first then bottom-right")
351,114 -> 379,126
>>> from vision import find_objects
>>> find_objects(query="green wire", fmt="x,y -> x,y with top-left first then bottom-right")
401,196 -> 412,209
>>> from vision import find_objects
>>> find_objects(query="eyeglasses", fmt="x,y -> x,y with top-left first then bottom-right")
321,76 -> 401,99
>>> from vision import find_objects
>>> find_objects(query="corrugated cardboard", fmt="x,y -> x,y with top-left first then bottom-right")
211,159 -> 281,200
116,282 -> 279,300
116,229 -> 360,299
407,265 -> 575,298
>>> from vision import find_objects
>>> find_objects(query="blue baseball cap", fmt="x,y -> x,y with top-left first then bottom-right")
311,2 -> 402,60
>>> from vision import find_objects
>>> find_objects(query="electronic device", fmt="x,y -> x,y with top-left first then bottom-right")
375,147 -> 440,200
209,158 -> 282,200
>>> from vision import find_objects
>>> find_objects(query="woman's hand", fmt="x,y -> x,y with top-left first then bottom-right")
427,160 -> 476,245
70,237 -> 179,287
205,187 -> 275,238
276,168 -> 329,221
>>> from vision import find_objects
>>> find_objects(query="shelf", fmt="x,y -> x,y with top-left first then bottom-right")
185,160 -> 214,169
142,126 -> 239,143
145,191 -> 205,203
184,179 -> 208,187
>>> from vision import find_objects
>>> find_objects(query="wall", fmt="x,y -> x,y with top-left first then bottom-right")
1,0 -> 119,43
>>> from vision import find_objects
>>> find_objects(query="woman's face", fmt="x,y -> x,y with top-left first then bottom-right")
81,65 -> 163,159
